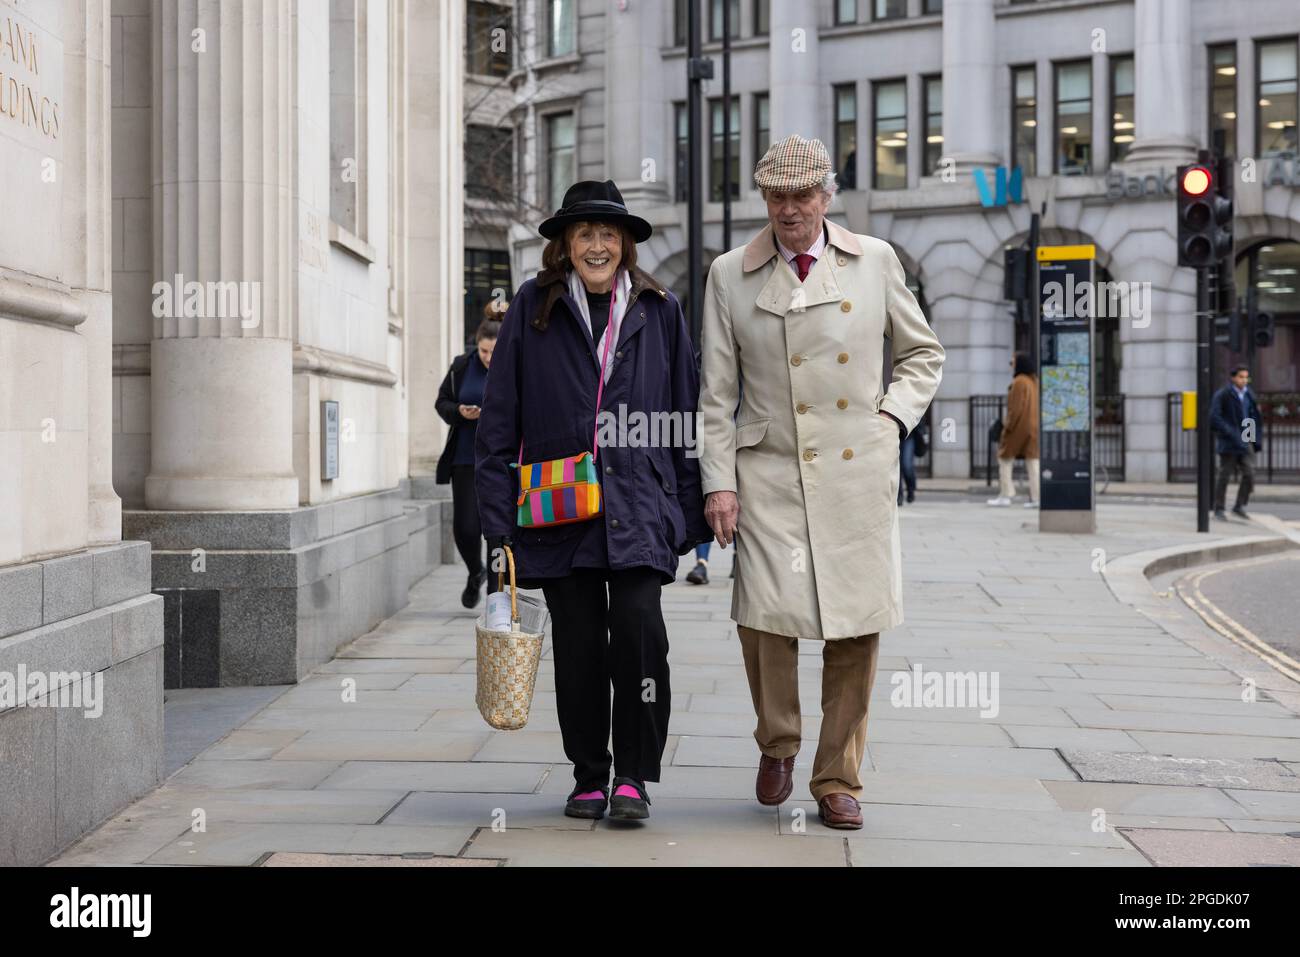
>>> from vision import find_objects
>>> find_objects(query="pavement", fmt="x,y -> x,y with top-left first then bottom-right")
50,500 -> 1300,867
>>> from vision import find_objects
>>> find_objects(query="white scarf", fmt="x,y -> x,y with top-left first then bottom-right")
567,268 -> 632,385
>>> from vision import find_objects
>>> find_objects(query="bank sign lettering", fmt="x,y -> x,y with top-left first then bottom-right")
1108,157 -> 1300,201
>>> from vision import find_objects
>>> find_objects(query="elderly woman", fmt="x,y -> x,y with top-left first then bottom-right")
476,180 -> 710,823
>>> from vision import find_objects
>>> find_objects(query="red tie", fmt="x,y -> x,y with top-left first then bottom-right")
794,253 -> 815,282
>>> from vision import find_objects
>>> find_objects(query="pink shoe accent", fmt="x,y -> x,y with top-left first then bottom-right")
613,784 -> 642,799
572,790 -> 605,801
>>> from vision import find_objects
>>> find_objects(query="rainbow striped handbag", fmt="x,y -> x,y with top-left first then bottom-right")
513,289 -> 617,529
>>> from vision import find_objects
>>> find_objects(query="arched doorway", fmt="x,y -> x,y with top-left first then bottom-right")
1227,240 -> 1300,392
1222,240 -> 1300,481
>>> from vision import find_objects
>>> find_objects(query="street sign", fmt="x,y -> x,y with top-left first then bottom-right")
322,400 -> 339,481
1036,244 -> 1096,533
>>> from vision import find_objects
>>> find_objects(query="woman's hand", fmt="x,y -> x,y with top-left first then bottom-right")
705,491 -> 739,547
459,404 -> 481,421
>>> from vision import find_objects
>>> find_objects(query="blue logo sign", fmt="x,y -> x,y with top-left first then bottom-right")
974,166 -> 1024,208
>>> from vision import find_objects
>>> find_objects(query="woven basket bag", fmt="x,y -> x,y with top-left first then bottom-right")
475,545 -> 545,730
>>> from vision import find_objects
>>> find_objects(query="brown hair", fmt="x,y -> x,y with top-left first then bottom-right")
482,298 -> 508,322
476,317 -> 502,342
540,222 -> 638,275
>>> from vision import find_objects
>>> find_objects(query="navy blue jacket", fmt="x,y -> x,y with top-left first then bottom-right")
475,266 -> 711,587
434,350 -> 476,484
1210,383 -> 1263,456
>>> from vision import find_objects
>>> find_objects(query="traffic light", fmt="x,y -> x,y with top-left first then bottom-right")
1177,164 -> 1233,268
1214,307 -> 1244,353
1252,310 -> 1275,348
1003,247 -> 1030,301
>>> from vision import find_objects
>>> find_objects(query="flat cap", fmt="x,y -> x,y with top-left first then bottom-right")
754,134 -> 832,192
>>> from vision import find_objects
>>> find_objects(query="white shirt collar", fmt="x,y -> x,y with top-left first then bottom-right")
775,225 -> 827,272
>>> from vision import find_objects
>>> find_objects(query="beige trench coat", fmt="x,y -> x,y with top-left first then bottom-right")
699,221 -> 944,640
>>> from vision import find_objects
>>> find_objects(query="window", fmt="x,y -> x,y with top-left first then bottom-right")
546,0 -> 575,58
1012,65 -> 1037,177
923,0 -> 943,13
544,112 -> 576,212
674,0 -> 688,46
464,249 -> 512,347
835,0 -> 856,26
834,83 -> 858,190
1055,60 -> 1092,175
1109,54 -> 1135,164
467,2 -> 510,77
754,92 -> 770,162
1230,241 -> 1300,393
1257,38 -> 1298,159
674,103 -> 689,202
923,75 -> 943,175
755,0 -> 770,35
709,0 -> 740,41
873,0 -> 906,20
330,0 -> 367,238
466,125 -> 513,200
710,97 -> 741,200
1209,44 -> 1238,155
873,79 -> 906,189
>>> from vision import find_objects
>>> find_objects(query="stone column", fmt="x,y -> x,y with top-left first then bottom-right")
146,0 -> 297,509
605,0 -> 669,205
64,0 -> 120,542
1121,0 -> 1196,167
940,0 -> 999,173
406,0 -> 463,481
767,0 -> 821,143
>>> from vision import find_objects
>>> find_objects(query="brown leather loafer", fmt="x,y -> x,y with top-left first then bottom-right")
756,754 -> 795,806
817,793 -> 863,830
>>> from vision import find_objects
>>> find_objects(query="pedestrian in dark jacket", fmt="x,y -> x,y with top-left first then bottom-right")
436,307 -> 503,607
475,180 -> 710,823
1211,365 -> 1263,520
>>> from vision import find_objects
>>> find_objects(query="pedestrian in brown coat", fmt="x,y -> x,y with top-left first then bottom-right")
987,352 -> 1040,508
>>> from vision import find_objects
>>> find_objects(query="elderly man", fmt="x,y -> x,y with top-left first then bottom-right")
699,135 -> 944,829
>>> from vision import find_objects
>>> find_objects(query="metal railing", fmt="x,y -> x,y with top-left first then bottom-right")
970,392 -> 1125,483
1167,391 -> 1300,483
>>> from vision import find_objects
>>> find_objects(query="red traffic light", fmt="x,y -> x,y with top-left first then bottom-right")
1181,166 -> 1212,197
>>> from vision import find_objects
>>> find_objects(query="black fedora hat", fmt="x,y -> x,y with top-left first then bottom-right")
538,180 -> 653,243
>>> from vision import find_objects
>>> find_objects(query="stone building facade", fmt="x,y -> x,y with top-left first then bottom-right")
1,0 -> 465,865
504,0 -> 1300,482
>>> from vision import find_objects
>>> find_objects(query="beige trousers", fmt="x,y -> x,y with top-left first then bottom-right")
997,456 -> 1040,502
737,625 -> 881,801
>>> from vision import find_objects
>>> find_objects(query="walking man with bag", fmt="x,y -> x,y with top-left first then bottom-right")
698,136 -> 944,829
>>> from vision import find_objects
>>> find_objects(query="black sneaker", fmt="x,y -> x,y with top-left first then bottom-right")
608,777 -> 650,822
685,560 -> 708,585
906,489 -> 915,503
461,570 -> 485,609
564,784 -> 609,820
1214,509 -> 1228,521
1233,505 -> 1250,519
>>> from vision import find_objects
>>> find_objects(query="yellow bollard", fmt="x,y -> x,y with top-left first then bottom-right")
1181,391 -> 1197,430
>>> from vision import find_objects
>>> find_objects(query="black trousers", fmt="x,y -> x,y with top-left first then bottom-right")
450,465 -> 500,593
1214,450 -> 1255,510
541,566 -> 671,789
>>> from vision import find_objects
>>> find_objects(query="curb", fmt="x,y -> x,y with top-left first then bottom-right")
1101,518 -> 1300,693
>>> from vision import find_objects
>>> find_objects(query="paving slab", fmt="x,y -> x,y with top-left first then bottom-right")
845,838 -> 1149,867
1119,828 -> 1300,866
1059,750 -> 1300,791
